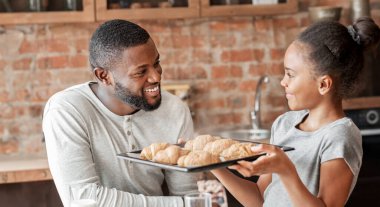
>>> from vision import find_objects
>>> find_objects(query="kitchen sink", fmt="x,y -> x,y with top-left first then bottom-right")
210,126 -> 270,143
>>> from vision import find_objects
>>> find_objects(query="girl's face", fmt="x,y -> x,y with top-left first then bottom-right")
281,41 -> 322,111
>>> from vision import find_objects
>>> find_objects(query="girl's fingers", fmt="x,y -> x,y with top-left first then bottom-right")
237,160 -> 254,171
235,167 -> 253,177
177,138 -> 186,144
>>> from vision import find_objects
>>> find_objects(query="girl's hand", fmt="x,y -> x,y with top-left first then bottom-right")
228,144 -> 296,177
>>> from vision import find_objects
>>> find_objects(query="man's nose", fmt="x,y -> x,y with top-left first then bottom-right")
147,68 -> 161,83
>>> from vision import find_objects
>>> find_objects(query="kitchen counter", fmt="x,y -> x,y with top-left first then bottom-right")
343,96 -> 380,110
0,156 -> 52,184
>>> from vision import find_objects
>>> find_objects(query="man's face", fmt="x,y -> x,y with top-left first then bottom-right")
111,38 -> 162,111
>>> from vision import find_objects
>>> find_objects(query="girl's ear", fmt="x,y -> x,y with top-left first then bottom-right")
94,67 -> 113,85
318,75 -> 333,95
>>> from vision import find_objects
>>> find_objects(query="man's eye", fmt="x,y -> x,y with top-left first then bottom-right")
135,70 -> 146,76
154,60 -> 161,67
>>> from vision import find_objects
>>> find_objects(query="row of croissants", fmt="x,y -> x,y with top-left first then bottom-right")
140,134 -> 259,167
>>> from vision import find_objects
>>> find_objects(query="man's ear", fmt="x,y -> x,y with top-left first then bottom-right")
94,67 -> 112,85
318,75 -> 333,95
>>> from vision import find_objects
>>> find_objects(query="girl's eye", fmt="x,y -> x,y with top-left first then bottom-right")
286,73 -> 294,78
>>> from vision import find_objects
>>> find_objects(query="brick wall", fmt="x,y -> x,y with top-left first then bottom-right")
1,0 -> 380,157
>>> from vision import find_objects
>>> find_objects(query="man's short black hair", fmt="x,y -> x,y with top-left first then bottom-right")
89,19 -> 151,71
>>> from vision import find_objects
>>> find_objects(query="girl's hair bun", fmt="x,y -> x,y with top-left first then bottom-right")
351,16 -> 380,50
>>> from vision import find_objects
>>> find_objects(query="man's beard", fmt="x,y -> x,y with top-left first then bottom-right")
114,82 -> 161,111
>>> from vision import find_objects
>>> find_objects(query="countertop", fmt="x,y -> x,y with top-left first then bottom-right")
0,156 -> 51,184
343,96 -> 380,110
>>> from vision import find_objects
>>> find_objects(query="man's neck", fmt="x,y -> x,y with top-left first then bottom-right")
90,82 -> 139,116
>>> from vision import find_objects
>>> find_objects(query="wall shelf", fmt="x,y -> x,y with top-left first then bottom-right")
0,0 -> 95,25
95,0 -> 200,21
200,0 -> 298,17
0,0 -> 298,25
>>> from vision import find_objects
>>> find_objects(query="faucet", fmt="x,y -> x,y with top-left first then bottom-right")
251,75 -> 270,130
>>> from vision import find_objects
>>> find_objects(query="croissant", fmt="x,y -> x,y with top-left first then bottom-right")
153,145 -> 190,165
184,134 -> 221,151
220,142 -> 258,160
203,139 -> 239,156
140,142 -> 170,160
177,150 -> 220,167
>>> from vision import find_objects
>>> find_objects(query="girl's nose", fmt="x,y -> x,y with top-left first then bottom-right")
280,76 -> 287,87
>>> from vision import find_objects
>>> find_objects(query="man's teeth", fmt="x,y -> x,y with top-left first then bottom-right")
144,86 -> 159,92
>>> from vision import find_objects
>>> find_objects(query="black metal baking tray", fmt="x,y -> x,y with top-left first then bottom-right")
117,141 -> 294,173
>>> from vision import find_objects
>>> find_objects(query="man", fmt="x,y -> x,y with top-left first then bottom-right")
43,19 -> 198,206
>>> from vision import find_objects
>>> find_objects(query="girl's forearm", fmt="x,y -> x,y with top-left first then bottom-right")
211,168 -> 263,207
279,171 -> 325,207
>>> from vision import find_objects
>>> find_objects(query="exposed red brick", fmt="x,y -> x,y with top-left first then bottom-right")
226,95 -> 247,108
0,105 -> 27,119
37,56 -> 69,69
54,70 -> 92,85
239,80 -> 257,92
193,98 -> 225,109
212,80 -> 238,91
0,139 -> 19,155
12,58 -> 33,70
12,72 -> 31,89
45,39 -> 70,53
19,40 -> 38,54
273,17 -> 298,29
177,66 -> 208,80
255,19 -> 273,32
0,90 -> 10,102
210,35 -> 236,48
211,65 -> 229,79
146,23 -> 170,33
0,71 -> 6,88
221,49 -> 253,62
192,81 -> 211,95
30,86 -> 63,102
29,105 -> 43,118
249,63 -> 268,76
70,55 -> 89,68
268,63 -> 284,75
162,66 -> 176,80
192,49 -> 211,63
191,36 -> 207,48
172,35 -> 191,48
270,48 -> 285,60
230,65 -> 243,78
13,89 -> 31,102
74,39 -> 89,53
31,71 -> 52,87
229,19 -> 252,31
155,35 -> 173,48
253,49 -> 265,62
214,112 -> 243,125
210,21 -> 229,32
0,59 -> 6,70
167,50 -> 189,64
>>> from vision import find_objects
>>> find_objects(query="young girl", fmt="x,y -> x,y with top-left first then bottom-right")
212,17 -> 380,207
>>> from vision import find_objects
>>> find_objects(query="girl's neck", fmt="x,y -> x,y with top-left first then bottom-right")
297,99 -> 345,132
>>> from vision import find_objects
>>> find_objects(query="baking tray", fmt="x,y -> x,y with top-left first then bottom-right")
117,141 -> 294,173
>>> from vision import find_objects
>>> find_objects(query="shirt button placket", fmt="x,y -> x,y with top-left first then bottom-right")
125,116 -> 135,152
